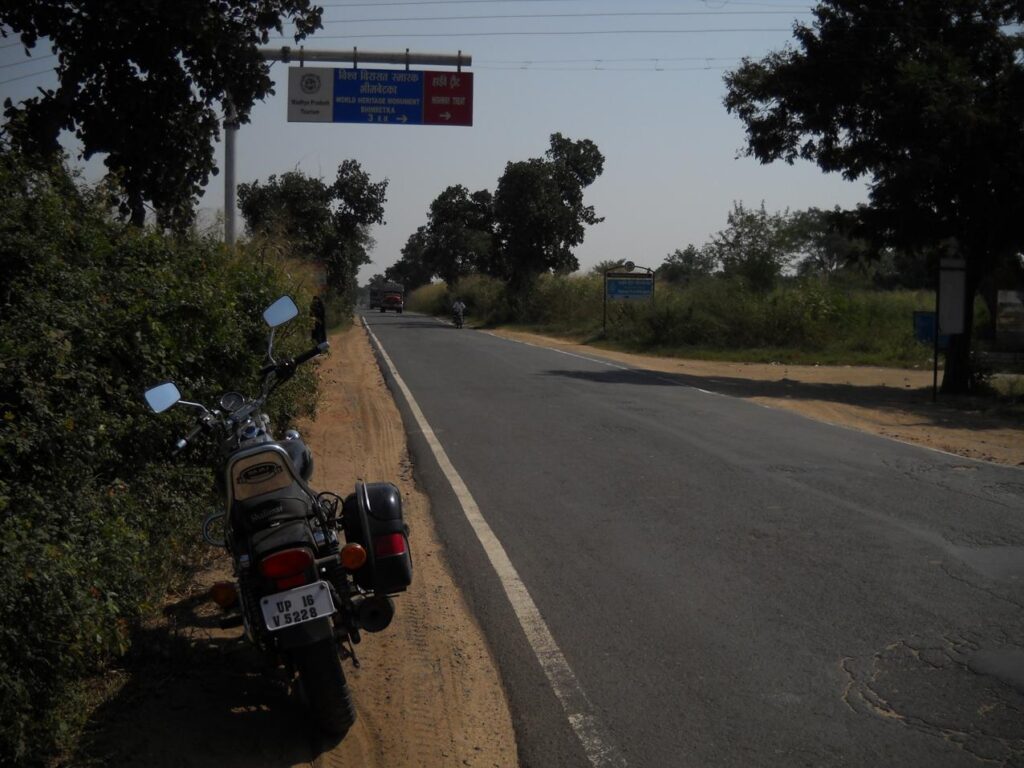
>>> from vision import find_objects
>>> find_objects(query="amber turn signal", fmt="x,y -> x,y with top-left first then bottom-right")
340,542 -> 368,570
209,581 -> 238,609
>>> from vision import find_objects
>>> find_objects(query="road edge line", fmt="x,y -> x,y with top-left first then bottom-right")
362,318 -> 628,768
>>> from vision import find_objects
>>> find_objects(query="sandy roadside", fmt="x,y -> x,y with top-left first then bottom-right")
78,322 -> 517,768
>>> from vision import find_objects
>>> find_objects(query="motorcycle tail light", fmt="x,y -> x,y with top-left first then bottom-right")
259,547 -> 314,579
374,533 -> 407,558
275,574 -> 307,590
340,542 -> 368,570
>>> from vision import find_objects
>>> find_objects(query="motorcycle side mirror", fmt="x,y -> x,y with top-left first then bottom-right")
263,296 -> 299,328
144,382 -> 182,414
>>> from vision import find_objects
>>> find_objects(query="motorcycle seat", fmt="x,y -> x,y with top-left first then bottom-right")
249,518 -> 316,559
233,492 -> 310,533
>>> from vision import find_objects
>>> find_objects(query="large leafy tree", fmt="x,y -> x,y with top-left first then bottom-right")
724,0 -> 1024,392
421,185 -> 494,286
490,133 -> 604,308
0,0 -> 323,230
709,202 -> 799,292
657,245 -> 717,286
386,226 -> 435,290
238,161 -> 387,295
789,207 -> 868,280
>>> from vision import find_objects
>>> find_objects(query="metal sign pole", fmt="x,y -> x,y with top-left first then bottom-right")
603,270 -> 608,335
932,274 -> 940,402
224,98 -> 238,246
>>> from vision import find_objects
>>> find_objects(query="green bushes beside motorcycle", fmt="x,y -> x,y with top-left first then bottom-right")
0,151 -> 317,766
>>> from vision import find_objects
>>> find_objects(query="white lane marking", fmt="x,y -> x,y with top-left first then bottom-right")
481,331 -> 632,371
363,319 -> 628,768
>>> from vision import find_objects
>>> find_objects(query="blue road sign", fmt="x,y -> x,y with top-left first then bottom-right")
606,275 -> 654,300
333,68 -> 425,125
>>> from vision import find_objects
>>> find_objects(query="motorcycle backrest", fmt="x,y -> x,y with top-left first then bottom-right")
227,445 -> 303,503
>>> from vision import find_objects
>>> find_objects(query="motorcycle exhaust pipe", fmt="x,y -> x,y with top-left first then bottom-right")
356,595 -> 395,633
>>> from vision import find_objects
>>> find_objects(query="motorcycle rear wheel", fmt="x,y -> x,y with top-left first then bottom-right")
293,639 -> 356,737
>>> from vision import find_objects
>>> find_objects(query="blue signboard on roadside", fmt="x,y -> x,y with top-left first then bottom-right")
606,274 -> 654,301
913,311 -> 950,350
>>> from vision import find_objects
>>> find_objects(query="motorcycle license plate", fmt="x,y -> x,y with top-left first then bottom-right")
260,581 -> 335,631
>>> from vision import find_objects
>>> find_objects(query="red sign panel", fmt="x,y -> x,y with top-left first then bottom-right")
423,71 -> 474,126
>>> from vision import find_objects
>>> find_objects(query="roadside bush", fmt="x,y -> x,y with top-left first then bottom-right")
406,281 -> 449,314
491,271 -> 936,365
0,149 -> 316,766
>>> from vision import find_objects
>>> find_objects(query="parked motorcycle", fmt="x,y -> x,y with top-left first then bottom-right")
144,296 -> 412,737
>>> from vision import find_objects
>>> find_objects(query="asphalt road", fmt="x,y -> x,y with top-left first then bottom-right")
362,310 -> 1024,768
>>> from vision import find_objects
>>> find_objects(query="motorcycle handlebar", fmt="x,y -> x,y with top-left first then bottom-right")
294,341 -> 329,366
172,421 -> 206,456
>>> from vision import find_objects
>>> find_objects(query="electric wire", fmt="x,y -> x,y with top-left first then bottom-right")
322,10 -> 811,23
0,53 -> 56,69
0,65 -> 56,85
270,28 -> 792,39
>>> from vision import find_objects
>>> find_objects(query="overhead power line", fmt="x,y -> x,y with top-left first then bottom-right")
323,10 -> 811,23
480,55 -> 741,63
272,28 -> 793,40
0,53 -> 56,70
476,63 -> 731,71
0,66 -> 56,85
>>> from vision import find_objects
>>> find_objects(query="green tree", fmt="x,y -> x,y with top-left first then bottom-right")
710,202 -> 797,292
237,161 -> 387,298
386,226 -> 435,290
489,133 -> 605,312
657,245 -> 717,286
0,0 -> 322,230
790,207 -> 869,280
723,0 -> 1024,392
422,185 -> 494,286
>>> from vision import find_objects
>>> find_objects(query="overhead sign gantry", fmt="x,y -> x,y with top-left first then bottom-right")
223,47 -> 473,245
287,67 -> 473,126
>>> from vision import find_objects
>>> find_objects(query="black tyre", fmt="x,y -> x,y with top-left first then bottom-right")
293,639 -> 356,738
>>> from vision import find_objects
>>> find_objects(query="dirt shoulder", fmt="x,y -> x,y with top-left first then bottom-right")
77,323 -> 517,768
487,328 -> 1023,468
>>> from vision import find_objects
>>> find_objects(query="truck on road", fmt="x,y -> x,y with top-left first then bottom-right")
369,282 -> 405,313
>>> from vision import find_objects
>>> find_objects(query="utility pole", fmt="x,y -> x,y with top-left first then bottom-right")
223,98 -> 238,246
222,47 -> 472,246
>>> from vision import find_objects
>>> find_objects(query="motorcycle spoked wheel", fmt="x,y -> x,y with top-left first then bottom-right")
292,639 -> 356,738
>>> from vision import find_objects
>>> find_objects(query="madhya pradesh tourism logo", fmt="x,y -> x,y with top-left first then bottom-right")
300,73 -> 321,94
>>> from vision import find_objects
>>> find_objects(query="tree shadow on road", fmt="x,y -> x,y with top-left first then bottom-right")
540,367 -> 1021,435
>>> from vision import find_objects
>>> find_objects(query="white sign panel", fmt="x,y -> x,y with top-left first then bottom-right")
287,67 -> 333,122
938,258 -> 966,335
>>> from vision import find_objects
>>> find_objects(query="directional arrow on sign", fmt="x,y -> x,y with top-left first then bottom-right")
397,115 -> 408,123
440,112 -> 451,120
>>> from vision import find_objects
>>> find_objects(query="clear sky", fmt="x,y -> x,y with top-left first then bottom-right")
0,0 -> 870,285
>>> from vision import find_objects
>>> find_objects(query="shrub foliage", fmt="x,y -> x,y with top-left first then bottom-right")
0,149 -> 315,766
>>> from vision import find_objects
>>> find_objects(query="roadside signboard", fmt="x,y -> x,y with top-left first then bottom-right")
287,66 -> 473,126
603,263 -> 655,332
606,272 -> 655,301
